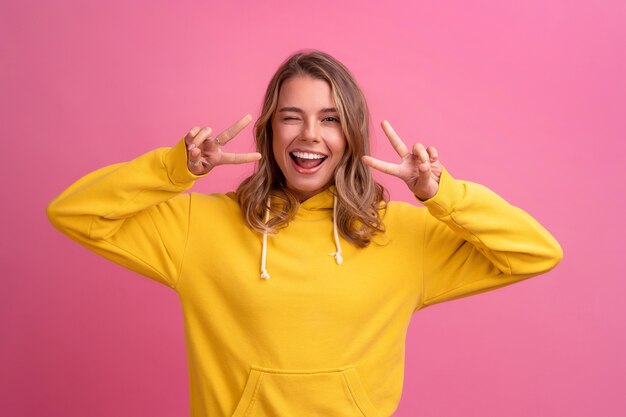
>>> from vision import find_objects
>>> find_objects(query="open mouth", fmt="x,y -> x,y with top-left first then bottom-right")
290,151 -> 328,169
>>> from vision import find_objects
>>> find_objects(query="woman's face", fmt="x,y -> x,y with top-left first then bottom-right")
271,75 -> 347,202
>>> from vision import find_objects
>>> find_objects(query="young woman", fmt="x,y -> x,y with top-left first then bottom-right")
47,50 -> 563,417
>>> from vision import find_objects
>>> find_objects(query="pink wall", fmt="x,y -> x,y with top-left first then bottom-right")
2,0 -> 624,416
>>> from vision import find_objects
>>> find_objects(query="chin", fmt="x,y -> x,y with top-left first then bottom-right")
286,178 -> 332,199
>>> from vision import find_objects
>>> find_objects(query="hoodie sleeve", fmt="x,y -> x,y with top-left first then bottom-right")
46,137 -> 207,290
415,166 -> 563,310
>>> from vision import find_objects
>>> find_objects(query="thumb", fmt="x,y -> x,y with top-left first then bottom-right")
187,146 -> 207,175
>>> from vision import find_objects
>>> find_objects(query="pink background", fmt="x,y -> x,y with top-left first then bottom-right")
2,1 -> 624,416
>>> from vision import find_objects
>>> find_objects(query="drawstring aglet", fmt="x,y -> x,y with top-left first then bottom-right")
329,251 -> 343,265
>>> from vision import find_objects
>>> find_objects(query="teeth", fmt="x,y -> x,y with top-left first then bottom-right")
291,151 -> 326,160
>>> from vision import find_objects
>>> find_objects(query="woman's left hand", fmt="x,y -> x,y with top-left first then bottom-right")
363,120 -> 443,201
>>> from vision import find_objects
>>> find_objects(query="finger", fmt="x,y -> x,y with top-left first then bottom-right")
220,151 -> 262,165
426,146 -> 439,162
187,146 -> 205,173
362,155 -> 402,178
188,126 -> 213,150
412,143 -> 431,172
214,114 -> 253,146
412,142 -> 430,161
185,126 -> 202,147
381,120 -> 409,158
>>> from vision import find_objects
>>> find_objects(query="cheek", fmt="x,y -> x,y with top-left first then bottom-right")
272,135 -> 285,161
272,124 -> 287,152
332,135 -> 347,158
271,138 -> 289,175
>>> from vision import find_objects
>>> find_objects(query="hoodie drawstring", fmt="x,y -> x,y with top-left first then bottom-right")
260,198 -> 271,280
328,194 -> 343,265
259,194 -> 343,280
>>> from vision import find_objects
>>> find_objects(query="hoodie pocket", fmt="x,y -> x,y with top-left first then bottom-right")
230,365 -> 382,417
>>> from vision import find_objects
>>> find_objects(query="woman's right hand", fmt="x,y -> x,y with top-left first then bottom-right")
184,114 -> 262,176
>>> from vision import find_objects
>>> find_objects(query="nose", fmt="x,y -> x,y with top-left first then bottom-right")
300,118 -> 321,142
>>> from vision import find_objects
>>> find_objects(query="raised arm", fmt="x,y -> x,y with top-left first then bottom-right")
418,167 -> 562,308
46,115 -> 260,289
363,120 -> 563,310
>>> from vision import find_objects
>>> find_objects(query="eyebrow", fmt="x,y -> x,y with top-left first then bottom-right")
277,106 -> 338,114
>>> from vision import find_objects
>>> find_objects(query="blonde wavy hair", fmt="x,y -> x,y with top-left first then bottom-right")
236,50 -> 387,247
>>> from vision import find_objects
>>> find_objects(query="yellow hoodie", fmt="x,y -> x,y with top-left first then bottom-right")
47,137 -> 562,417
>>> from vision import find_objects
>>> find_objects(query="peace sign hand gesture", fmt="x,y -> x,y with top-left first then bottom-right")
185,114 -> 262,176
363,120 -> 443,201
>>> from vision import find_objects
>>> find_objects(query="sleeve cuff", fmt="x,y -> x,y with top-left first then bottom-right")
163,136 -> 208,187
415,166 -> 466,218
